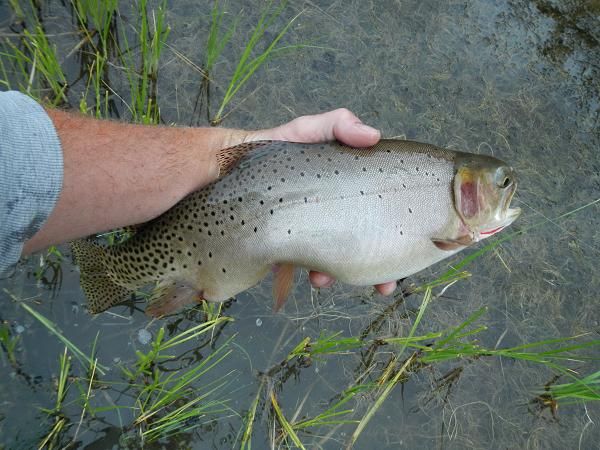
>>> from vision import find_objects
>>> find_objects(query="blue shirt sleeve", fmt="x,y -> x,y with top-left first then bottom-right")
0,91 -> 63,277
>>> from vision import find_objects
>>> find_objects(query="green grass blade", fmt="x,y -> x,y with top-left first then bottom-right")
18,301 -> 107,374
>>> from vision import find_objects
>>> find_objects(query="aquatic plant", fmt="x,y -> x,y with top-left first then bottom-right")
0,323 -> 19,366
210,1 -> 305,125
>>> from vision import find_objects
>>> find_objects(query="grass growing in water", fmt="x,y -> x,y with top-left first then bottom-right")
1,25 -> 68,105
210,1 -> 305,125
38,347 -> 72,450
16,299 -> 107,375
0,322 -> 20,366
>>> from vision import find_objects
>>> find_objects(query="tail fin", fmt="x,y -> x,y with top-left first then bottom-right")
71,240 -> 134,314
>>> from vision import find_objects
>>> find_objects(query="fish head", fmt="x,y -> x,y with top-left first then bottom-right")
453,153 -> 521,241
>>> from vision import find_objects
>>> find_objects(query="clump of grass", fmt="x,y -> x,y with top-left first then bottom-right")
544,370 -> 600,404
211,1 -> 305,125
119,0 -> 170,124
38,347 -> 72,450
33,245 -> 63,294
71,0 -> 119,56
1,25 -> 68,105
16,300 -> 107,375
121,317 -> 235,443
0,322 -> 20,366
205,1 -> 237,76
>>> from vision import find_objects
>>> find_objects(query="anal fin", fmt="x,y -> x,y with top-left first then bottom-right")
146,281 -> 204,318
272,264 -> 296,312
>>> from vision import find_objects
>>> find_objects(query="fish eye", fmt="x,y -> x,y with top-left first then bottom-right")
495,167 -> 513,189
499,176 -> 512,189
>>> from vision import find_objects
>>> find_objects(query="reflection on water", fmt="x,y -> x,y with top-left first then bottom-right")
0,0 -> 598,448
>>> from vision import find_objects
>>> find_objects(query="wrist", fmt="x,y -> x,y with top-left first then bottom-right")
186,126 -> 253,192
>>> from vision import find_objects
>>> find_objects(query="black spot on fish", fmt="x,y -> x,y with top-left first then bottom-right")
222,268 -> 226,273
209,252 -> 212,258
409,208 -> 413,213
334,170 -> 339,175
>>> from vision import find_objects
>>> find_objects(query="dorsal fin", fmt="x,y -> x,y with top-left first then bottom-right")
215,141 -> 271,176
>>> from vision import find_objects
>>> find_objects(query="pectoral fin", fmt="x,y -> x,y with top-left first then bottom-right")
431,234 -> 474,251
146,281 -> 204,317
272,263 -> 296,312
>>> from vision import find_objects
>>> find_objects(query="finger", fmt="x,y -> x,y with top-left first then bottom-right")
309,271 -> 335,288
375,281 -> 397,296
250,108 -> 380,147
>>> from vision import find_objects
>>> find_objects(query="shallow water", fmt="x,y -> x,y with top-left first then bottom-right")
0,0 -> 599,448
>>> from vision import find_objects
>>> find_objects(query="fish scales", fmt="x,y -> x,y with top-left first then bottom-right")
72,139 -> 520,315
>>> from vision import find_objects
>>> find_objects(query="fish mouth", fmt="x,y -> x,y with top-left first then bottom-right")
480,207 -> 521,236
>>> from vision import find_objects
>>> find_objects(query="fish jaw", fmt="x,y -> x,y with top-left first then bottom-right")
476,206 -> 521,240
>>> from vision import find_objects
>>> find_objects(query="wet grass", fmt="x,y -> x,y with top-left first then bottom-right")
38,347 -> 71,450
0,322 -> 19,366
210,1 -> 305,125
16,298 -> 108,375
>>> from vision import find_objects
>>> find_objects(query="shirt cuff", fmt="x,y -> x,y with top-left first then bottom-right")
0,91 -> 63,277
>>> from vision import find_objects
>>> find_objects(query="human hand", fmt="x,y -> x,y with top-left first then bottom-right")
249,108 -> 397,296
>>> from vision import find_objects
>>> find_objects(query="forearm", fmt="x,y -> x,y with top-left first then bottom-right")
23,110 -> 250,254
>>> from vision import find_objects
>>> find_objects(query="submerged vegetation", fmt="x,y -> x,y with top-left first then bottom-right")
0,0 -> 598,448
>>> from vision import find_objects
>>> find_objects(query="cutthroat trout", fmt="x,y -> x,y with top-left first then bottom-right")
72,139 -> 520,316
